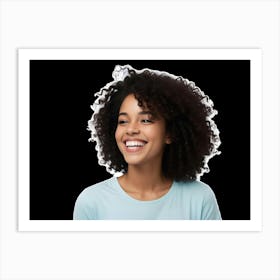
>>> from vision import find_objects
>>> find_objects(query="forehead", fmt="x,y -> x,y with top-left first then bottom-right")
119,94 -> 148,111
118,94 -> 165,122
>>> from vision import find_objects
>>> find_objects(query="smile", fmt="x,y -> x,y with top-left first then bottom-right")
123,140 -> 148,153
125,140 -> 147,148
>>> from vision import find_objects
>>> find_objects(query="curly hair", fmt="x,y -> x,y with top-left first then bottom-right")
88,65 -> 221,181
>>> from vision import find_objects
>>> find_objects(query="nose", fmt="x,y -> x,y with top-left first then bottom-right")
126,121 -> 140,135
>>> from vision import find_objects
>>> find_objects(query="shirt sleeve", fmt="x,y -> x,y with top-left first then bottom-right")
73,189 -> 96,220
201,187 -> 222,220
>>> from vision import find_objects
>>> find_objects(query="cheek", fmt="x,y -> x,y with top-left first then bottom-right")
114,129 -> 122,153
115,126 -> 123,144
115,127 -> 120,142
149,124 -> 167,139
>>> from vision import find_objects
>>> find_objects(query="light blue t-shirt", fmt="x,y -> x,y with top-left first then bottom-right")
73,177 -> 222,220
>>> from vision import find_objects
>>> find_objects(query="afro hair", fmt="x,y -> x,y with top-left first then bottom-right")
88,65 -> 221,181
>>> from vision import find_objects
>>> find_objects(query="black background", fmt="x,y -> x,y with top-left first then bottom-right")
30,60 -> 250,220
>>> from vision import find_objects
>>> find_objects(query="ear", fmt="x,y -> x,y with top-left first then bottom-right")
165,135 -> 172,144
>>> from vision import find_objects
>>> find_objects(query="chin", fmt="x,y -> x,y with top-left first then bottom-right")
123,158 -> 145,166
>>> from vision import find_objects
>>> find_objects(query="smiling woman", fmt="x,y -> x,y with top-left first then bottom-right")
115,94 -> 170,170
73,65 -> 222,220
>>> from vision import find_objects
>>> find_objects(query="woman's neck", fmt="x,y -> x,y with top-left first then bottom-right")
117,165 -> 173,200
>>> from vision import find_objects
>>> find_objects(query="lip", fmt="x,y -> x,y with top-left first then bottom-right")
123,138 -> 148,145
122,138 -> 148,153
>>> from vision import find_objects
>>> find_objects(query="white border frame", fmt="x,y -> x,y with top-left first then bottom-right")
18,48 -> 262,232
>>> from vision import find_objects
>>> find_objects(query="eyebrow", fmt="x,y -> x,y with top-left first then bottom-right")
118,111 -> 153,117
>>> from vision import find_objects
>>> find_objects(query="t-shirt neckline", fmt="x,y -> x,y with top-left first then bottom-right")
112,176 -> 176,204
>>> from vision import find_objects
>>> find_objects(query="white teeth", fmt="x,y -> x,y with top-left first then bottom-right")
125,141 -> 146,147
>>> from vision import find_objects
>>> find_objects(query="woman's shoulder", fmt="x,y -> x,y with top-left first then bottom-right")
174,179 -> 215,197
77,177 -> 117,201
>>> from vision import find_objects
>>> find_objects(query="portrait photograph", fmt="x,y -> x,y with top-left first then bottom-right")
18,48 -> 261,231
2,1 -> 279,280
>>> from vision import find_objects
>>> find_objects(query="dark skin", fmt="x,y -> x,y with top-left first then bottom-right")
115,94 -> 172,201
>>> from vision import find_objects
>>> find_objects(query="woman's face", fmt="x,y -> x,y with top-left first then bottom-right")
115,94 -> 171,169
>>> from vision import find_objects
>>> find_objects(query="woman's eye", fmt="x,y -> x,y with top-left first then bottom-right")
141,119 -> 153,124
118,120 -> 127,125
